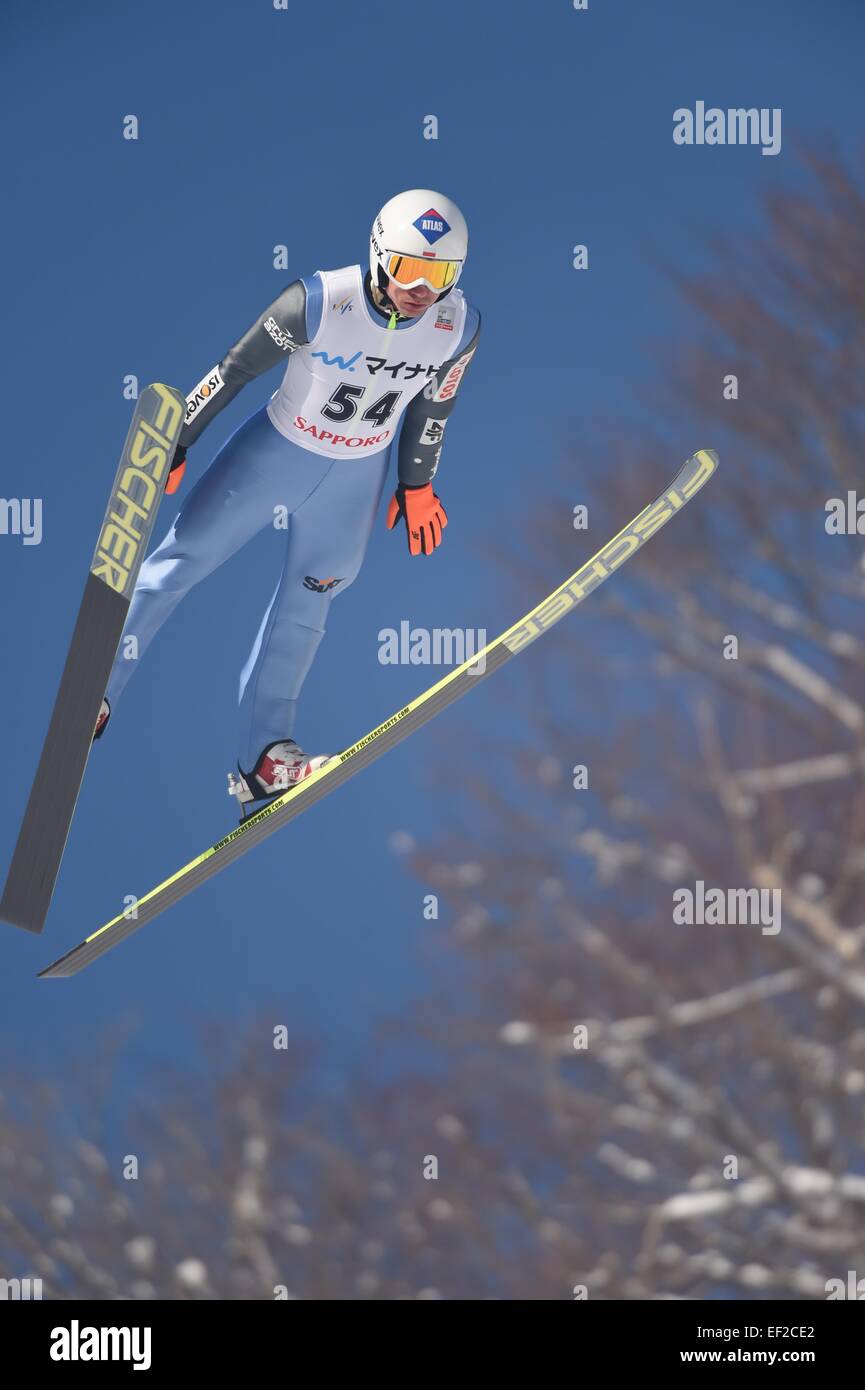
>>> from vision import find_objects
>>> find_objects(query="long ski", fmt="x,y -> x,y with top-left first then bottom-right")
39,448 -> 718,977
1,384 -> 186,933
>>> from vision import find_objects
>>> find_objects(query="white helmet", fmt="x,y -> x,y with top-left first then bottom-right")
370,189 -> 468,298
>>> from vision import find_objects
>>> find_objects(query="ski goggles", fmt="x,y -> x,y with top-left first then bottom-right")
383,251 -> 462,292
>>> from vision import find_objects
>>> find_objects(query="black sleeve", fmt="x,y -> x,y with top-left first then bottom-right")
396,314 -> 481,488
179,279 -> 310,449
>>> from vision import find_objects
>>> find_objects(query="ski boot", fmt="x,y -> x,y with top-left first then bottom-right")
227,739 -> 333,822
93,697 -> 111,741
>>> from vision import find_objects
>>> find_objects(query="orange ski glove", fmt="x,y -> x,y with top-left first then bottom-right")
165,446 -> 187,496
386,482 -> 448,557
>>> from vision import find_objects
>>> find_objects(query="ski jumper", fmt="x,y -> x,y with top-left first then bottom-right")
105,267 -> 481,767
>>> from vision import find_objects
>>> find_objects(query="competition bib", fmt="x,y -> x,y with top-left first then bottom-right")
267,265 -> 467,459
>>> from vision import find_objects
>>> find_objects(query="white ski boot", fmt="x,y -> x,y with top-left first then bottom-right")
227,739 -> 332,821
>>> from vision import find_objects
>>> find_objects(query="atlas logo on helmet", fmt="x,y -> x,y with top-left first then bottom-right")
413,208 -> 451,244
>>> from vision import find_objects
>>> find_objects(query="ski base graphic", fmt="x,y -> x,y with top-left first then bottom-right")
1,384 -> 186,934
40,448 -> 718,976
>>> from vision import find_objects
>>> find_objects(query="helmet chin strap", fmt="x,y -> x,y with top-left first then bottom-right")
374,262 -> 392,297
367,269 -> 401,317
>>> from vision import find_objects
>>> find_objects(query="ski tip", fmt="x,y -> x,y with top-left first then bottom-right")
672,448 -> 719,499
144,381 -> 186,399
693,447 -> 719,471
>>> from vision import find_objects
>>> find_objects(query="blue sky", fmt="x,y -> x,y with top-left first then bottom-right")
0,0 -> 862,1080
